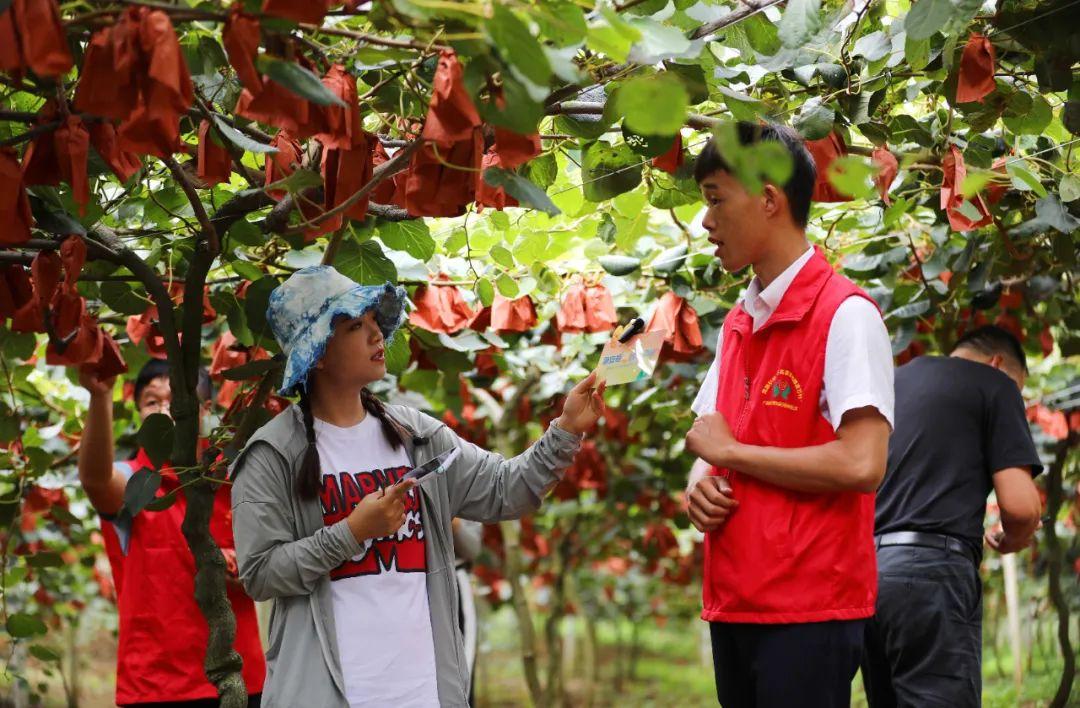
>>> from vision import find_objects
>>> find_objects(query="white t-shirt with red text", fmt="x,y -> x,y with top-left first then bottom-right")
316,416 -> 438,708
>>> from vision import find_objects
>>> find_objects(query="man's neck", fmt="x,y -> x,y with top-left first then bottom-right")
752,232 -> 811,289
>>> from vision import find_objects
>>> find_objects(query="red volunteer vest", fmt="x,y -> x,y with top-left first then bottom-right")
102,448 -> 266,704
703,249 -> 879,623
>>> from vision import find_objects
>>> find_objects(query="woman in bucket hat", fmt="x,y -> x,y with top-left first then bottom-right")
229,265 -> 606,708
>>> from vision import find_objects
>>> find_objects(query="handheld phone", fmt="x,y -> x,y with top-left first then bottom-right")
399,447 -> 461,483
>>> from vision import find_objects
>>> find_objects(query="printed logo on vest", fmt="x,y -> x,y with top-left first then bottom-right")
761,369 -> 804,411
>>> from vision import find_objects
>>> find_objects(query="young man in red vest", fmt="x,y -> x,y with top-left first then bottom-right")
79,359 -> 266,707
684,122 -> 895,708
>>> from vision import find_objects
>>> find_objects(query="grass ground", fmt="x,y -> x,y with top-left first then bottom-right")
2,604 -> 1076,706
473,607 -> 1076,707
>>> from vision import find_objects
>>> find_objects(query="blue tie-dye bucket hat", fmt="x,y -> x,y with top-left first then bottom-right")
267,266 -> 407,396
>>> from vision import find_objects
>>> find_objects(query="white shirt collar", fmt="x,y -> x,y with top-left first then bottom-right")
743,246 -> 814,330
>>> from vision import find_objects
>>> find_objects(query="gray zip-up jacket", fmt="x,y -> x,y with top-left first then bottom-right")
229,403 -> 582,707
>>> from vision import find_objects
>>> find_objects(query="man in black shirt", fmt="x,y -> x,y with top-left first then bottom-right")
861,326 -> 1043,707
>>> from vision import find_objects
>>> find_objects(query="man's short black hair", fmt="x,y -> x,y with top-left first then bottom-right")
954,325 -> 1028,374
134,358 -> 214,405
693,121 -> 817,228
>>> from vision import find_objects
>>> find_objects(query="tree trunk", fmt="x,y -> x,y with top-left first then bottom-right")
613,621 -> 625,693
181,478 -> 247,706
65,619 -> 79,708
501,519 -> 544,706
582,616 -> 598,708
1044,439 -> 1077,708
542,522 -> 575,708
988,590 -> 1007,679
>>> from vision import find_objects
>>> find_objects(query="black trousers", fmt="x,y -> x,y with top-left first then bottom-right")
709,619 -> 865,708
861,545 -> 982,708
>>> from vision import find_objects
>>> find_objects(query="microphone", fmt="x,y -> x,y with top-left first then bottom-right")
617,317 -> 646,344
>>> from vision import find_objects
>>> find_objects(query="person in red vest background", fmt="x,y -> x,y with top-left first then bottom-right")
78,358 -> 266,707
683,122 -> 895,708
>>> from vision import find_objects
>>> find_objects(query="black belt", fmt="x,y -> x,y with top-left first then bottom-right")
875,531 -> 975,561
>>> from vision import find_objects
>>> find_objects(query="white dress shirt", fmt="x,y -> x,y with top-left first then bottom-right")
691,247 -> 895,430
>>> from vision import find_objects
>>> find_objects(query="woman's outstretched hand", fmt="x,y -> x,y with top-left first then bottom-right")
554,371 -> 607,436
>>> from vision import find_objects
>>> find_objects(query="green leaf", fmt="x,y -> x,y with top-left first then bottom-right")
27,196 -> 86,236
616,74 -> 689,137
794,98 -> 835,140
476,278 -> 495,307
826,156 -> 877,200
490,244 -> 515,269
1060,174 -> 1080,203
137,414 -> 174,469
263,169 -> 322,196
496,273 -> 519,298
598,255 -> 641,276
710,122 -> 793,195
482,168 -> 562,216
743,14 -> 781,55
596,212 -> 617,244
854,31 -> 891,62
1,330 -> 36,361
24,447 -> 50,475
664,62 -> 710,105
887,299 -> 931,320
622,124 -> 678,158
959,171 -> 994,198
587,9 -> 643,63
258,57 -> 346,107
778,0 -> 822,49
385,331 -> 409,376
891,321 -> 915,355
25,552 -> 63,568
29,645 -> 61,663
905,0 -> 953,40
227,219 -> 265,248
523,152 -> 558,190
1035,195 -> 1080,234
652,244 -> 688,275
379,220 -> 436,261
534,2 -> 588,47
221,359 -> 280,381
715,85 -> 762,122
475,74 -> 545,135
905,35 -> 931,71
444,228 -> 467,255
336,239 -> 397,285
211,116 -> 278,154
648,170 -> 699,209
100,281 -> 150,316
582,142 -> 643,202
124,470 -> 162,516
244,276 -> 280,337
1008,163 -> 1048,198
626,16 -> 692,62
512,232 -> 549,265
1002,93 -> 1052,135
487,5 -> 552,87
6,613 -> 47,639
144,491 -> 179,512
